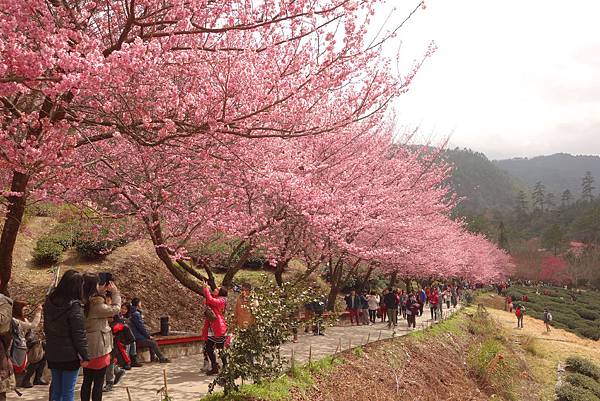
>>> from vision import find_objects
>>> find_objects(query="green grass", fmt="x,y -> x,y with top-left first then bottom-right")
506,286 -> 600,340
201,355 -> 344,401
410,308 -> 465,341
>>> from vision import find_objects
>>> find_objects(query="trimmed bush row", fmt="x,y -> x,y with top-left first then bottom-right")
506,286 -> 600,341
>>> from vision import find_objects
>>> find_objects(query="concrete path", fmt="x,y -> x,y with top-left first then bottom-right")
13,307 -> 459,401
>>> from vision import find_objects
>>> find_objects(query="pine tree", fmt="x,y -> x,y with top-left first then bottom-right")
582,171 -> 595,202
542,224 -> 563,256
532,181 -> 546,212
515,190 -> 528,214
498,221 -> 509,251
561,189 -> 573,208
545,192 -> 556,211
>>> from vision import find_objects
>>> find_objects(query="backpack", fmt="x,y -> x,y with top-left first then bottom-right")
547,313 -> 553,322
9,319 -> 28,374
515,307 -> 521,318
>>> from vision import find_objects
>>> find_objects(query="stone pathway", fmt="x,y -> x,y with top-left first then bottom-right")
13,307 -> 459,401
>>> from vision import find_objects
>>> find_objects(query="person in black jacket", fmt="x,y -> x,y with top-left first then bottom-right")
383,288 -> 399,329
44,270 -> 90,401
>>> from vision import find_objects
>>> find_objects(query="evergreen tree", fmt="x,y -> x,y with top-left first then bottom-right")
541,224 -> 564,256
545,192 -> 556,211
561,189 -> 573,208
532,181 -> 546,212
515,190 -> 528,214
582,171 -> 595,202
498,221 -> 509,251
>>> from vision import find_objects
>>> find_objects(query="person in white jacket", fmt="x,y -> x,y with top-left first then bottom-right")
366,292 -> 380,325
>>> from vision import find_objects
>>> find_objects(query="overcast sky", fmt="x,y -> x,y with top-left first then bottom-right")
379,0 -> 600,160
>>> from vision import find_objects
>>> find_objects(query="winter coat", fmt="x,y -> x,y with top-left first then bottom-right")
344,295 -> 361,310
44,297 -> 90,370
84,292 -> 121,359
418,290 -> 427,304
429,292 -> 439,306
383,292 -> 399,309
367,295 -> 380,310
0,295 -> 14,393
200,287 -> 228,340
129,307 -> 151,340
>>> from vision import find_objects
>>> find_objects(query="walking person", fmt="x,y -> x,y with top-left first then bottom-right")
383,288 -> 399,329
418,287 -> 427,317
429,289 -> 439,321
444,288 -> 451,309
359,291 -> 370,325
344,290 -> 361,326
44,270 -> 90,401
543,308 -> 552,333
379,289 -> 388,323
515,304 -> 525,329
405,293 -> 420,329
81,273 -> 121,401
11,301 -> 47,388
201,285 -> 229,375
399,290 -> 407,320
367,292 -> 380,324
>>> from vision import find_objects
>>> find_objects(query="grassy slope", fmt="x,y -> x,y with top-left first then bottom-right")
504,285 -> 600,340
203,305 -> 541,401
480,292 -> 600,401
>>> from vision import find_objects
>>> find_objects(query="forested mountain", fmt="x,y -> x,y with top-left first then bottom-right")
494,153 -> 600,198
444,148 -> 523,214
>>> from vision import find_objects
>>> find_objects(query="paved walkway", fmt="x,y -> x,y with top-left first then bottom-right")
13,307 -> 459,401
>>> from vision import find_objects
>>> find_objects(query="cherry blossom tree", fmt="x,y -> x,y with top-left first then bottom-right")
1,0 -> 428,293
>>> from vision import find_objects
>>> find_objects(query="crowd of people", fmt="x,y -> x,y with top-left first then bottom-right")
0,270 -> 179,401
0,272 -> 510,401
344,284 -> 462,331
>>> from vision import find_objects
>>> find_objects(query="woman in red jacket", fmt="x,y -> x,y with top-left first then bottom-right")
201,285 -> 229,375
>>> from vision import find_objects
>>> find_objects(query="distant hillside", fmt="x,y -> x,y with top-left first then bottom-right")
444,148 -> 523,214
494,153 -> 600,197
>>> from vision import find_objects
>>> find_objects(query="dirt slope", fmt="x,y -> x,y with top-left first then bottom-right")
9,217 -> 203,332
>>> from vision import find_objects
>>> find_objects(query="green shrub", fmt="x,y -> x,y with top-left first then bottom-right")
565,373 -> 600,398
31,223 -> 80,266
32,238 -> 64,265
576,308 -> 600,321
74,238 -> 116,260
557,383 -> 600,401
575,327 -> 600,341
566,356 -> 600,380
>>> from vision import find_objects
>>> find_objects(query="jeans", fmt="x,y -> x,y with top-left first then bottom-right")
387,308 -> 398,327
517,316 -> 524,328
348,309 -> 360,325
368,309 -> 377,323
50,368 -> 79,401
430,305 -> 438,320
81,367 -> 108,401
407,314 -> 416,328
137,338 -> 165,361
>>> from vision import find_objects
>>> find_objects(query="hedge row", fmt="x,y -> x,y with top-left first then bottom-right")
506,286 -> 600,340
558,357 -> 600,401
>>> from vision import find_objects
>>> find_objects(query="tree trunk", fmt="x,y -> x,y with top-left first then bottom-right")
274,258 -> 291,287
221,247 -> 251,288
404,278 -> 412,293
0,171 -> 30,295
155,247 -> 205,295
326,260 -> 344,310
389,271 -> 398,288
